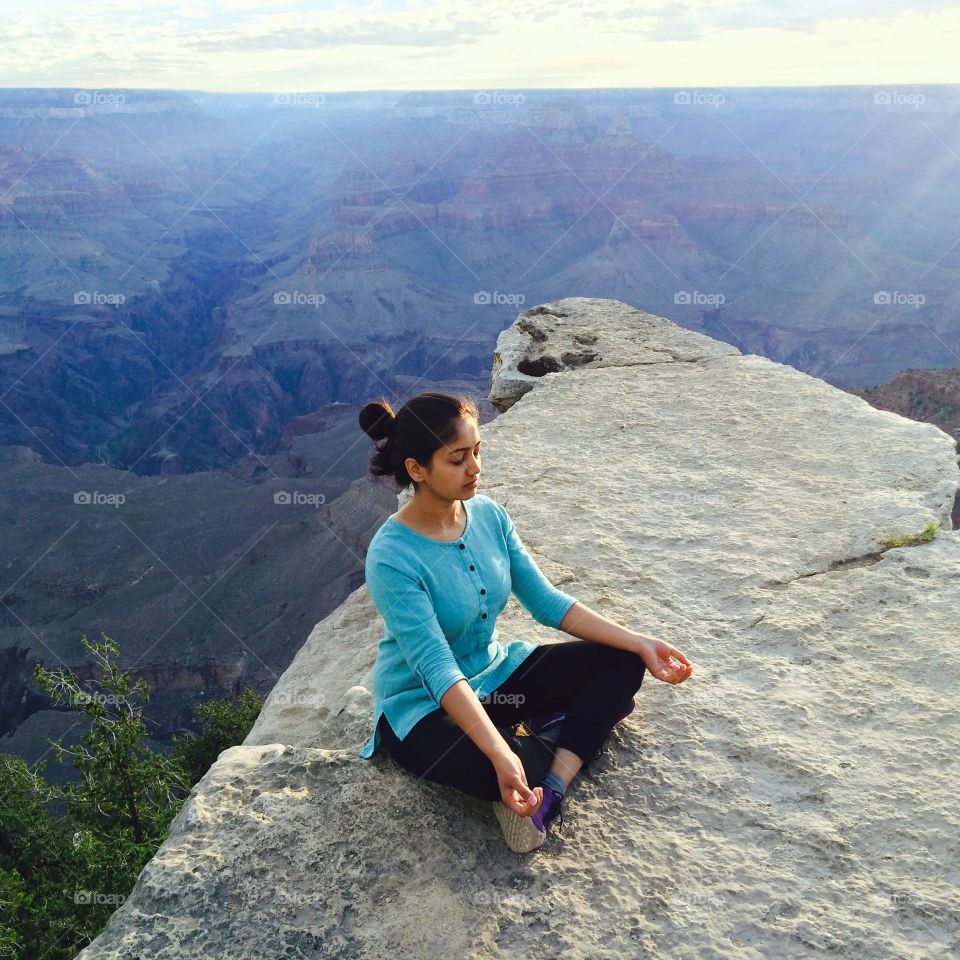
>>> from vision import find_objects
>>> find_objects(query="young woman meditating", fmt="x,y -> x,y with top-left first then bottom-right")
357,391 -> 693,853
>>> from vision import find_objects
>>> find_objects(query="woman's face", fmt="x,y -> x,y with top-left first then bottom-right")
409,415 -> 481,500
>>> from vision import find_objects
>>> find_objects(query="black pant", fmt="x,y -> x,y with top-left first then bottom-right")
377,640 -> 646,802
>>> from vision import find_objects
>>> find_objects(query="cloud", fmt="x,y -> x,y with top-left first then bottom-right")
582,0 -> 958,38
186,20 -> 497,52
1,0 -> 959,89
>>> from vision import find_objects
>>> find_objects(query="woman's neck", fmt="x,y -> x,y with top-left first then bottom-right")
402,491 -> 463,531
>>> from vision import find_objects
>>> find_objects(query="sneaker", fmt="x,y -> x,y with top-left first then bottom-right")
492,800 -> 546,854
530,785 -> 565,836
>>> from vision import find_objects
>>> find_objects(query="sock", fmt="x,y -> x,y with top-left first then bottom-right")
541,771 -> 567,798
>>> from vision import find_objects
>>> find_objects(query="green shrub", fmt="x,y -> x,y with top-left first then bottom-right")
0,632 -> 266,959
170,688 -> 265,787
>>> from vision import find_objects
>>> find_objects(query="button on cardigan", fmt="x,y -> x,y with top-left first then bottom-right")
358,493 -> 578,759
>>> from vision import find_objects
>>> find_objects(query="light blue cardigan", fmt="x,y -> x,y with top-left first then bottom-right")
358,493 -> 578,759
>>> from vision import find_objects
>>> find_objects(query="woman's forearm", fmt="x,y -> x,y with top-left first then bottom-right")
558,601 -> 648,653
439,679 -> 514,763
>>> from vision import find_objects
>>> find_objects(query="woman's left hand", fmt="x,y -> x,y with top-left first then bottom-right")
636,635 -> 693,684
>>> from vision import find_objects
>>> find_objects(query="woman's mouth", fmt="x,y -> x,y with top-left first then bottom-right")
465,479 -> 478,488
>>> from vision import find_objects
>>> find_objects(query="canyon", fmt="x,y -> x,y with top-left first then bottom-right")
2,85 -> 959,784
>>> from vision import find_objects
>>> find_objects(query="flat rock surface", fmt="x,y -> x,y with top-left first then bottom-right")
79,297 -> 960,959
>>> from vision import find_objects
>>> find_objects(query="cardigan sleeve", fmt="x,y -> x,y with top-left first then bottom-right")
496,502 -> 578,630
364,554 -> 467,705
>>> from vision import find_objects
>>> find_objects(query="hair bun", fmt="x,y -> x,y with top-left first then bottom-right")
358,400 -> 396,442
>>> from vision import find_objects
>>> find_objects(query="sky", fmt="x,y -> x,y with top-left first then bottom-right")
0,0 -> 958,92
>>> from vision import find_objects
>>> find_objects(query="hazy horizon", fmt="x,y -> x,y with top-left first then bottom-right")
1,82 -> 957,94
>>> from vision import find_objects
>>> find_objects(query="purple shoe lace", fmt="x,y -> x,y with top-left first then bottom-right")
531,785 -> 565,835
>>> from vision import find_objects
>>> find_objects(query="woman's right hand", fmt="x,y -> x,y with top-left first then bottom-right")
491,748 -> 542,817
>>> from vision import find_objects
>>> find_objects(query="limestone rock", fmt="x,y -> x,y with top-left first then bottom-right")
78,297 -> 960,960
488,297 -> 738,412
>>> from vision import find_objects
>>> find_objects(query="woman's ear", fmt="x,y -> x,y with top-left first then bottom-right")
404,457 -> 424,483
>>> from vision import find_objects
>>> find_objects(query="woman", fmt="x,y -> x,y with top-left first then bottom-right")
357,391 -> 693,853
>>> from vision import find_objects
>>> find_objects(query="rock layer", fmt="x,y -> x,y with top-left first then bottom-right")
78,297 -> 960,960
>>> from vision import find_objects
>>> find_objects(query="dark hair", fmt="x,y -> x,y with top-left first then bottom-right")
358,391 -> 480,490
